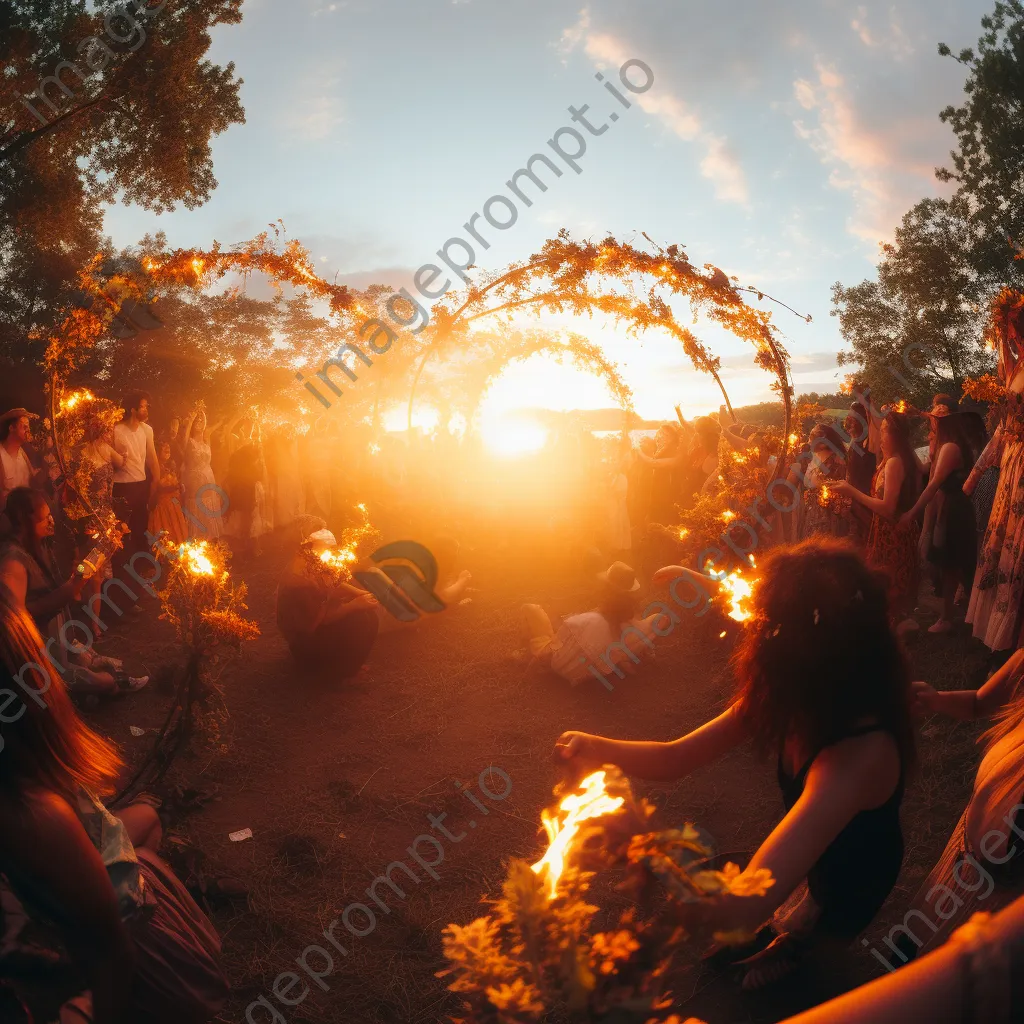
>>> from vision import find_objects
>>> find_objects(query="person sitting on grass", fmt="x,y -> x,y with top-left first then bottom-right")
0,590 -> 228,1024
276,528 -> 380,677
554,539 -> 915,989
520,561 -> 662,685
0,488 -> 147,698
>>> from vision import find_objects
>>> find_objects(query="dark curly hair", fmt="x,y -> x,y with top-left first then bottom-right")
733,538 -> 915,770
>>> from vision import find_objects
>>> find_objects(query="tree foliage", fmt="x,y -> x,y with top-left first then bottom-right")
0,0 -> 245,360
937,0 -> 1024,286
832,199 -> 995,405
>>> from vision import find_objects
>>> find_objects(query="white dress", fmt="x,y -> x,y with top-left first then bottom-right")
181,438 -> 224,540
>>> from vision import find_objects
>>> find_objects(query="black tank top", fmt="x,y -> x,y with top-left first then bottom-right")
777,725 -> 905,938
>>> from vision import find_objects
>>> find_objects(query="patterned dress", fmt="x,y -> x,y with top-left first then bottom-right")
967,389 -> 1024,650
865,458 -> 920,616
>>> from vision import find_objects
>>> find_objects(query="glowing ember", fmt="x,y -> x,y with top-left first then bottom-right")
720,631 -> 728,638
531,770 -> 625,898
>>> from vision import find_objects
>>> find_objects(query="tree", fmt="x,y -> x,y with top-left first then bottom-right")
937,0 -> 1024,287
0,0 -> 245,360
832,199 -> 994,406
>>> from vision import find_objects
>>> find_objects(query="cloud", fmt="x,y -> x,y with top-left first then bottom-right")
289,74 -> 345,142
850,5 -> 914,58
559,6 -> 747,205
790,59 -> 936,242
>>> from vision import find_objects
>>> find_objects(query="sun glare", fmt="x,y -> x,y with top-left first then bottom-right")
481,416 -> 549,458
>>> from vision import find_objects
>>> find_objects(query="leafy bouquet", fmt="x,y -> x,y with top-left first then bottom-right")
439,768 -> 772,1024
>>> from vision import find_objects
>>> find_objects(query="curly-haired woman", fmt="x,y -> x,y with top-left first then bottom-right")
555,539 -> 915,989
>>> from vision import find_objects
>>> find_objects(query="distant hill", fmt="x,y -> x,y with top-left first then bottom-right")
521,408 -> 664,432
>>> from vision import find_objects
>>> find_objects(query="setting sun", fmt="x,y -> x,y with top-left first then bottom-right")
481,415 -> 549,458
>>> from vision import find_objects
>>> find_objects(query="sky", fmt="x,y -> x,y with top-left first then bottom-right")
103,0 -> 993,422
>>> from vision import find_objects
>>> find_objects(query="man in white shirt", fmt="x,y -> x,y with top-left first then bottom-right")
112,390 -> 160,586
0,408 -> 41,509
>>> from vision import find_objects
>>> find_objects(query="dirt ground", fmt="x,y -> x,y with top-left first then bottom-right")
83,532 -> 992,1024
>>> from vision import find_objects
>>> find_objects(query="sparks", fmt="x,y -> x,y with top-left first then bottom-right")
531,771 -> 624,899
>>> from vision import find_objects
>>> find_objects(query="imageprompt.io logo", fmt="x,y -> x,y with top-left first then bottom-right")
355,541 -> 446,622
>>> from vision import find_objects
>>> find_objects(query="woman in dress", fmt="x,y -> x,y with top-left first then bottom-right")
899,402 -> 978,634
225,415 -> 265,558
902,650 -> 1024,962
799,424 -> 849,540
149,441 -> 189,546
966,292 -> 1024,651
835,409 -> 922,633
556,539 -> 914,988
180,404 -> 224,541
0,589 -> 228,1023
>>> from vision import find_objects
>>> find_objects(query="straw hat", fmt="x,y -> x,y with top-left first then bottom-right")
597,561 -> 641,593
0,408 -> 38,429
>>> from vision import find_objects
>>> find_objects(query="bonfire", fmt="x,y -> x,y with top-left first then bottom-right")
439,768 -> 772,1023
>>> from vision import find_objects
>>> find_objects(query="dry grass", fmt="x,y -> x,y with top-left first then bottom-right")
83,536 -> 992,1024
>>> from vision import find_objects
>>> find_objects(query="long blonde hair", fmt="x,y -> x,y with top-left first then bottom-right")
0,589 -> 123,800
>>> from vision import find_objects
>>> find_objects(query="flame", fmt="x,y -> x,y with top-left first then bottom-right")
181,541 -> 215,576
720,509 -> 736,522
531,771 -> 624,898
788,433 -> 799,446
818,483 -> 831,508
678,527 -> 689,540
709,564 -> 757,622
60,388 -> 95,412
892,400 -> 908,414
191,257 -> 205,275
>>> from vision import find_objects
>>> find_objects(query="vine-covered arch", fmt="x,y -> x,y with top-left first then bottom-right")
405,231 -> 797,472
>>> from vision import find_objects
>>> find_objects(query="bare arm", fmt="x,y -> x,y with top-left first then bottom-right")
103,442 -> 126,471
914,649 -> 1024,720
555,704 -> 750,782
691,731 -> 901,934
901,444 -> 961,524
964,425 -> 1002,496
0,794 -> 135,1023
782,891 -> 1024,1024
842,457 -> 903,520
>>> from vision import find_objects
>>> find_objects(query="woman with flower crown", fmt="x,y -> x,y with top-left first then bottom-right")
965,292 -> 1024,651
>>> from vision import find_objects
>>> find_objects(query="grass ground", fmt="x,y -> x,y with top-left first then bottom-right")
82,532 -> 993,1024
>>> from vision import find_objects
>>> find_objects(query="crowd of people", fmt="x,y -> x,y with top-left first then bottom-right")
3,298 -> 1024,1022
